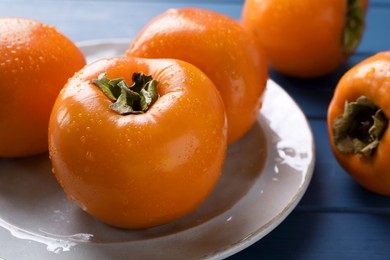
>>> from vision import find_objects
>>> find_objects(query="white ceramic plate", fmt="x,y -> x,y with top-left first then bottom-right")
0,39 -> 315,260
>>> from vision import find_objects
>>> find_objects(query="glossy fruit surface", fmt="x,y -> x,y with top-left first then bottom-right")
0,17 -> 86,157
127,8 -> 268,144
328,51 -> 390,195
241,0 -> 367,78
49,56 -> 227,229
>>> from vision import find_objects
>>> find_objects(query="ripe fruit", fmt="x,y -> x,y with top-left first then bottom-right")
241,0 -> 367,78
0,17 -> 86,157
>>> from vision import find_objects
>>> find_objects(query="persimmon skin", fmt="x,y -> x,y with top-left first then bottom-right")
126,8 -> 268,144
327,51 -> 390,195
241,0 -> 367,78
0,17 -> 86,157
48,57 -> 227,229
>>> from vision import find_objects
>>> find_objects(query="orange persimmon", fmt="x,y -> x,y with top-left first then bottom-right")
241,0 -> 368,78
0,17 -> 86,157
126,8 -> 268,144
328,51 -> 390,195
48,57 -> 227,229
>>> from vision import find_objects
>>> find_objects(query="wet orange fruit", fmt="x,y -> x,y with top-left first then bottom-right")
0,17 -> 86,157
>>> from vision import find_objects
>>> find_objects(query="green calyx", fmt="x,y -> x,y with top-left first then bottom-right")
333,96 -> 388,156
343,0 -> 365,54
93,72 -> 158,114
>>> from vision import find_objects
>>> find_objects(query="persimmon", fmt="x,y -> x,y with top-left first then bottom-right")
126,8 -> 268,144
0,17 -> 86,157
328,51 -> 390,195
241,0 -> 368,78
48,57 -> 227,229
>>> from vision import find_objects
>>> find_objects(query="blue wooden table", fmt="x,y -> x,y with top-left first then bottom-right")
1,0 -> 390,259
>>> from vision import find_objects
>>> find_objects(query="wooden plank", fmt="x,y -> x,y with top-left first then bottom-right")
230,211 -> 390,259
